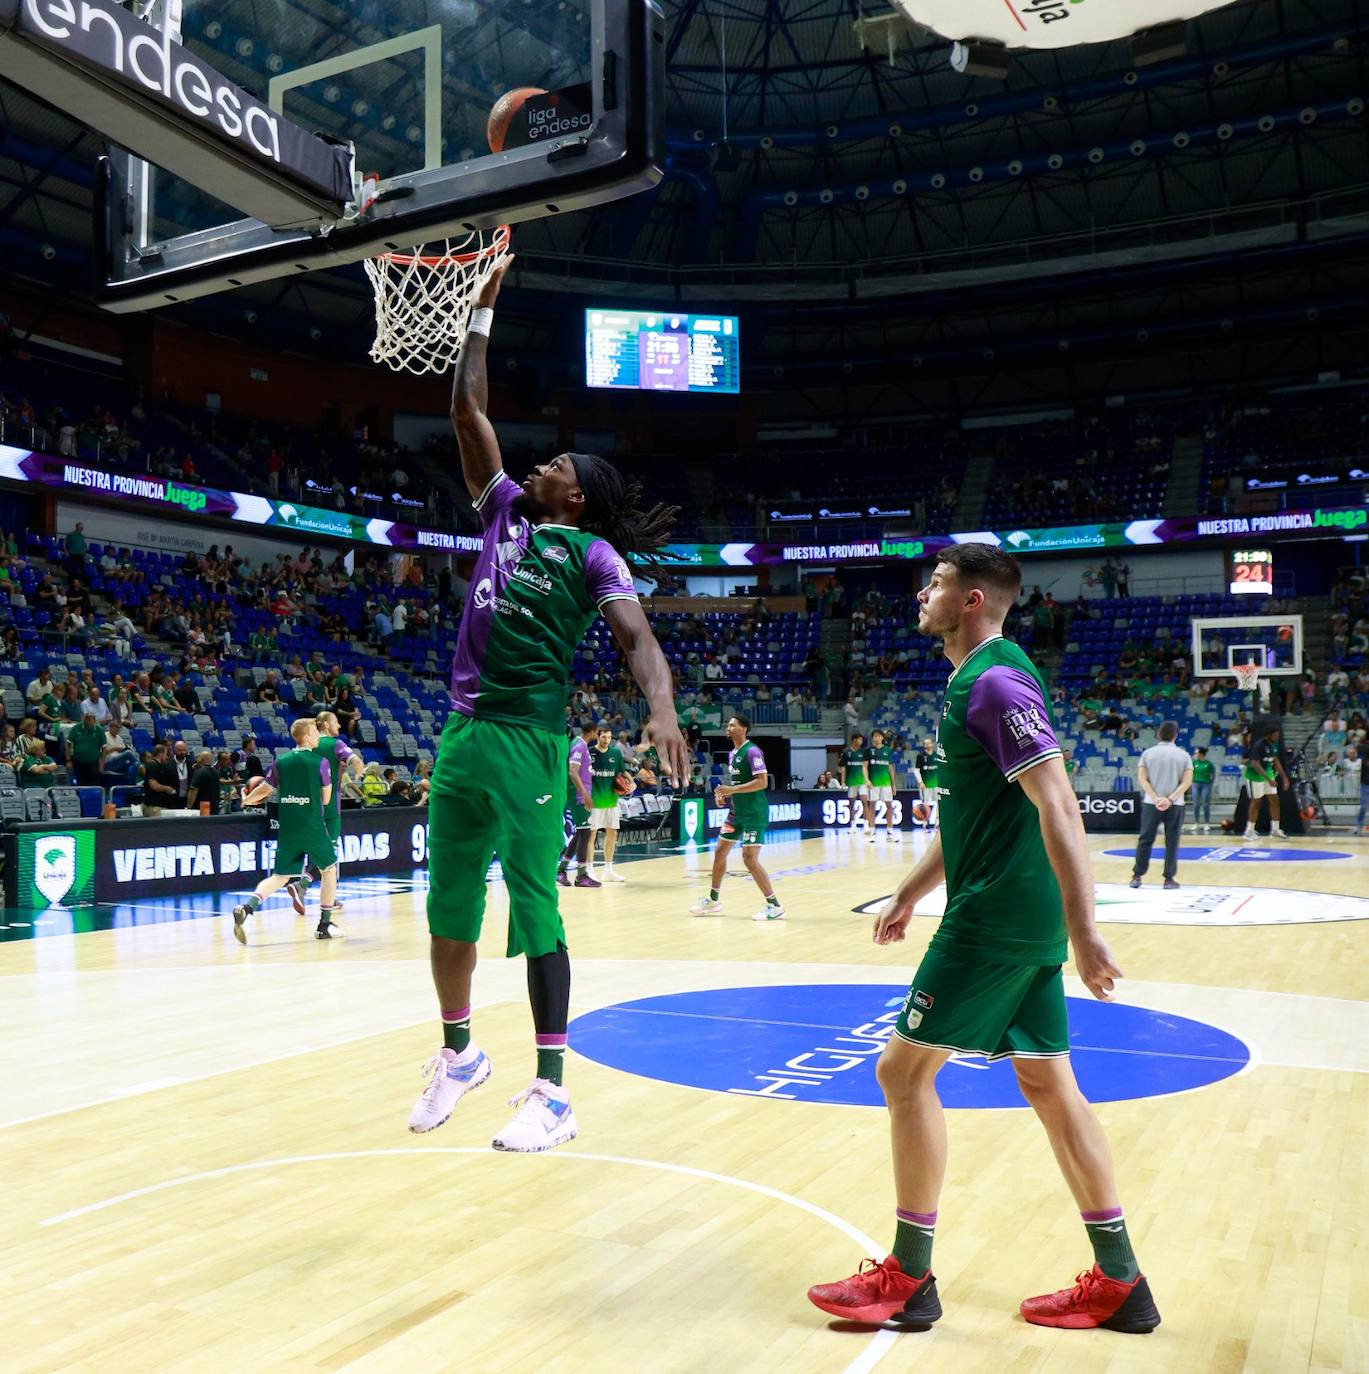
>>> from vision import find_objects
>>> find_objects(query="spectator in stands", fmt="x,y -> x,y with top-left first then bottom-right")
18,737 -> 62,788
171,738 -> 191,808
80,685 -> 110,726
150,676 -> 177,715
215,752 -> 241,813
333,686 -> 360,739
381,779 -> 414,806
35,681 -> 67,739
0,722 -> 17,765
360,760 -> 386,805
236,736 -> 266,783
66,713 -> 107,787
173,674 -> 203,714
412,759 -> 432,805
255,673 -> 282,705
16,717 -> 40,757
392,600 -> 408,637
185,751 -> 222,814
373,603 -> 394,649
99,723 -> 138,783
25,665 -> 53,709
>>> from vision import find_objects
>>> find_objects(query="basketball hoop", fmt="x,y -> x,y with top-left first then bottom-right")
1231,661 -> 1270,707
365,225 -> 512,376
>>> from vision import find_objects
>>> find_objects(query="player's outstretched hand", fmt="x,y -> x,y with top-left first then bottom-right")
873,895 -> 915,946
645,715 -> 691,791
474,254 -> 515,310
1073,931 -> 1123,1001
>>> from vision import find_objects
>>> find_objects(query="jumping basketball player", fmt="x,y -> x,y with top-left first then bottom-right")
407,256 -> 689,1153
808,544 -> 1160,1335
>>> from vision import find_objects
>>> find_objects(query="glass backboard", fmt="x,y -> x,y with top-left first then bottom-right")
1191,615 -> 1304,678
99,0 -> 663,310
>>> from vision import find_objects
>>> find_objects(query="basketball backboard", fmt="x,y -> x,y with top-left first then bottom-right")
1191,615 -> 1304,678
98,0 -> 663,311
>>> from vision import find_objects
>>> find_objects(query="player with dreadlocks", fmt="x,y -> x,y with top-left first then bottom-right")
407,255 -> 691,1153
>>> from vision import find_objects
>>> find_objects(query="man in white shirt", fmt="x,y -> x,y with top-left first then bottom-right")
80,686 -> 111,725
1130,722 -> 1193,890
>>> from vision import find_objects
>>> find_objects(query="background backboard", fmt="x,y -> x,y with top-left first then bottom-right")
100,0 -> 663,310
1191,615 -> 1304,678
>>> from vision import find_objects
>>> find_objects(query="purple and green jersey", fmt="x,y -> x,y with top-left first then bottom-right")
934,635 -> 1067,966
727,741 -> 768,830
450,472 -> 639,734
567,736 -> 593,806
313,732 -> 353,827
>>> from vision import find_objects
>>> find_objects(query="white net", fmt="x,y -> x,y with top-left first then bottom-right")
1231,661 -> 1270,707
364,226 -> 511,376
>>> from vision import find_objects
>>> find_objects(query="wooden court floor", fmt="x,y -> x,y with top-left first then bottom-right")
1,827 -> 1366,1374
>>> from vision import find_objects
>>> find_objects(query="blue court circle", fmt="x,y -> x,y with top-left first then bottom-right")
1103,846 -> 1351,863
569,984 -> 1250,1109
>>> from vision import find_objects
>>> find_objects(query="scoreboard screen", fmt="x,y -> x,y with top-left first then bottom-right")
1229,548 -> 1274,595
585,309 -> 741,394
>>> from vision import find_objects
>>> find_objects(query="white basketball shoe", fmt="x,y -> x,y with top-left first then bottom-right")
492,1079 -> 578,1152
407,1046 -> 492,1133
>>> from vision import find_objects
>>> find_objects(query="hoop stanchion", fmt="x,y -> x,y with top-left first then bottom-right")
365,225 -> 511,375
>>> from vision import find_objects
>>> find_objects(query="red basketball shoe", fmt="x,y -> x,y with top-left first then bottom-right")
807,1256 -> 941,1326
1020,1264 -> 1160,1332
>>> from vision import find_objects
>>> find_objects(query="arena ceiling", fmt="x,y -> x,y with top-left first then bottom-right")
0,0 -> 1366,402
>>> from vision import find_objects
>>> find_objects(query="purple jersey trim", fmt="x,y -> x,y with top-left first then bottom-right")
333,737 -> 354,765
964,665 -> 1062,780
584,539 -> 638,606
742,743 -> 766,775
569,737 -> 593,794
265,761 -> 277,787
319,757 -> 331,789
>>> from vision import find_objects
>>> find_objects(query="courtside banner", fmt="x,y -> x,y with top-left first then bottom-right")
0,448 -> 482,554
5,807 -> 434,907
1075,791 -> 1142,833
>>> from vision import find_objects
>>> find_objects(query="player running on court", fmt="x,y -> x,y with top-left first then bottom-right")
232,718 -> 341,944
408,256 -> 689,1153
808,544 -> 1160,1335
840,732 -> 872,835
689,714 -> 784,922
587,722 -> 633,883
288,709 -> 361,916
557,720 -> 599,888
867,729 -> 900,841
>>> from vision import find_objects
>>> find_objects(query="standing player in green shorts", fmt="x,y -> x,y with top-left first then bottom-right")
913,734 -> 939,830
232,718 -> 341,944
287,709 -> 362,917
407,256 -> 689,1153
587,722 -> 633,883
557,720 -> 600,888
840,733 -> 872,835
689,714 -> 783,921
866,729 -> 900,842
808,544 -> 1159,1336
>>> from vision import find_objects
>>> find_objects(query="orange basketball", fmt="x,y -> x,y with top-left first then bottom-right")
487,87 -> 548,152
912,802 -> 930,823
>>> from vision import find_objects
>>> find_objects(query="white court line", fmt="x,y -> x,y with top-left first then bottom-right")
39,1147 -> 903,1374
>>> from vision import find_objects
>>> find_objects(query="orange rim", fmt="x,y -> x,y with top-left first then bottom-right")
381,224 -> 511,268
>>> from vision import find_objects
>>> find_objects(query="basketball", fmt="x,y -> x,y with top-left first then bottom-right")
912,802 -> 930,823
487,87 -> 548,152
614,775 -> 636,797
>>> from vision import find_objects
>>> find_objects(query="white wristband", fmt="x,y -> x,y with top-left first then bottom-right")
467,307 -> 494,338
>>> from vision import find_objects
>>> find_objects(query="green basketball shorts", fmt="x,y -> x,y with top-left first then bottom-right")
273,831 -> 338,878
893,942 -> 1069,1060
426,711 -> 568,959
721,817 -> 767,848
324,809 -> 342,844
567,799 -> 591,830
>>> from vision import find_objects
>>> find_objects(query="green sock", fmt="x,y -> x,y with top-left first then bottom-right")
892,1209 -> 936,1276
442,1006 -> 471,1055
766,894 -> 781,907
536,1039 -> 566,1086
709,888 -> 720,902
244,894 -> 262,912
1083,1211 -> 1139,1281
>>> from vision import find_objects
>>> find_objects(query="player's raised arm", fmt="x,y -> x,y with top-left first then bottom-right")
450,256 -> 515,502
601,597 -> 690,787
